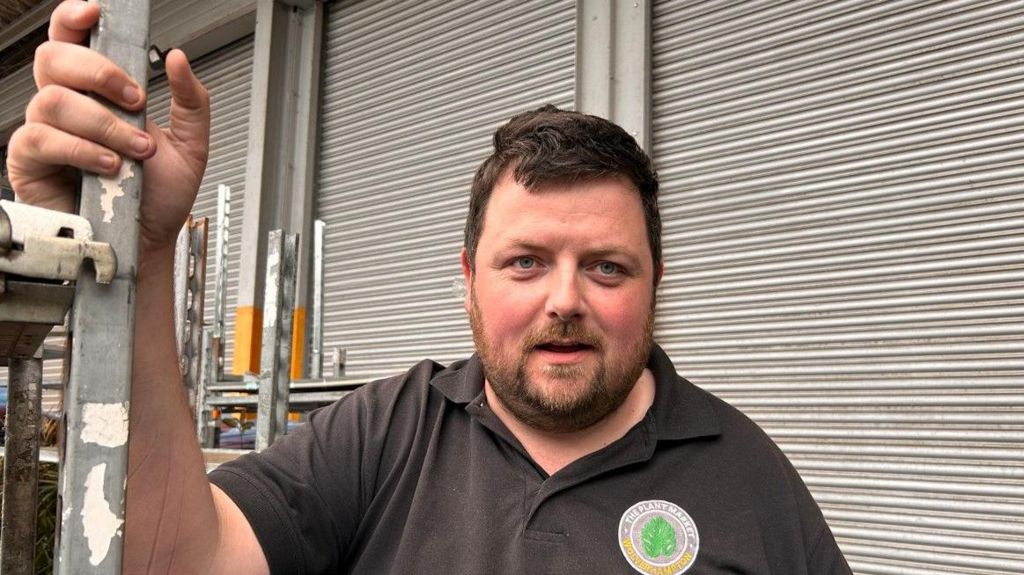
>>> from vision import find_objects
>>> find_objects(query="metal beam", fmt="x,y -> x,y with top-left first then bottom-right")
184,218 -> 209,403
213,184 -> 231,381
234,0 -> 322,376
0,353 -> 43,575
575,0 -> 651,152
287,0 -> 323,380
56,0 -> 150,571
254,230 -> 297,450
309,219 -> 324,379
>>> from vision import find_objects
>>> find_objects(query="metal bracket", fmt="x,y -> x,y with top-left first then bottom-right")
0,200 -> 117,284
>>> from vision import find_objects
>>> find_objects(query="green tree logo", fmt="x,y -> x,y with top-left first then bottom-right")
641,516 -> 677,559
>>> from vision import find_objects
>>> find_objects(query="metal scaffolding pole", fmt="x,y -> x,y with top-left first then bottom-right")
172,219 -> 190,365
0,353 -> 43,575
184,218 -> 209,403
213,184 -> 231,382
197,328 -> 216,447
56,1 -> 150,572
255,230 -> 298,451
309,219 -> 325,379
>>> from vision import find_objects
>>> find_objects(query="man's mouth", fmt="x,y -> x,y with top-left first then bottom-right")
535,341 -> 594,353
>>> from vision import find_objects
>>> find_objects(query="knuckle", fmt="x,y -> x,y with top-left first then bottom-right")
18,124 -> 46,151
99,114 -> 120,143
34,41 -> 52,62
32,43 -> 53,86
31,85 -> 64,118
66,137 -> 87,165
93,62 -> 120,94
7,125 -> 27,152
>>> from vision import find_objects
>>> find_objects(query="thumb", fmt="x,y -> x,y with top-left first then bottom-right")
163,49 -> 210,158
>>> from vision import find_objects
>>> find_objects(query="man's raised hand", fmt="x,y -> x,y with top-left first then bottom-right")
6,0 -> 212,256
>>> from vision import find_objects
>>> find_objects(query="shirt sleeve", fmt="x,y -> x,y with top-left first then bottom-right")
806,521 -> 853,575
208,393 -> 371,575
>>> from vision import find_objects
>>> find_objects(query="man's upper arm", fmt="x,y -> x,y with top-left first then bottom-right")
210,484 -> 270,575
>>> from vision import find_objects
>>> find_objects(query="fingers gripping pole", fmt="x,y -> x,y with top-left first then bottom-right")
56,1 -> 150,573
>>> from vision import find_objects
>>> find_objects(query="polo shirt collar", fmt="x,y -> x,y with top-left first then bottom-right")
429,344 -> 721,442
646,344 -> 721,441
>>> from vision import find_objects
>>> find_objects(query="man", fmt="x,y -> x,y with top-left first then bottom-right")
7,2 -> 851,573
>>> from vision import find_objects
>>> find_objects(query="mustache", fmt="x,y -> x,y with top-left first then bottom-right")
520,321 -> 604,351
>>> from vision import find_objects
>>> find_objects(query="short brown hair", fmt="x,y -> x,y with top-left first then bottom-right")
464,105 -> 660,271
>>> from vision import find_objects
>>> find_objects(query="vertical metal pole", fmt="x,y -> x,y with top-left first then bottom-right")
309,220 -> 324,379
197,328 -> 215,447
172,219 -> 190,366
213,184 -> 230,381
255,230 -> 284,451
184,219 -> 208,401
1,354 -> 43,575
273,233 -> 298,438
57,1 -> 149,572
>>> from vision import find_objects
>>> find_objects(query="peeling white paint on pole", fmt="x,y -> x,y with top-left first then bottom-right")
83,463 -> 124,566
97,161 -> 134,223
81,403 -> 130,447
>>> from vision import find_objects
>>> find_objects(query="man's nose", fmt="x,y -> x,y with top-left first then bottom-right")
545,268 -> 584,321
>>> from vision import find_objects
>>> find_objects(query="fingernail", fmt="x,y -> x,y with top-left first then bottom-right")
131,133 -> 151,155
123,85 -> 141,105
99,154 -> 117,171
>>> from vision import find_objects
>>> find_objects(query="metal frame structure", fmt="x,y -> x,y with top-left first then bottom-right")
254,229 -> 298,451
1,351 -> 43,575
56,1 -> 150,572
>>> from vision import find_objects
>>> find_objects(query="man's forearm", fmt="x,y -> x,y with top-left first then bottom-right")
123,245 -> 220,573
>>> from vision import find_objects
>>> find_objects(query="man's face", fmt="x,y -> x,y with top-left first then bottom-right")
462,171 -> 661,433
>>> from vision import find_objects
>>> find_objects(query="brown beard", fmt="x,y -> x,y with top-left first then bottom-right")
469,286 -> 655,433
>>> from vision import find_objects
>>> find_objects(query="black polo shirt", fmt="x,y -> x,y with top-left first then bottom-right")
209,345 -> 850,574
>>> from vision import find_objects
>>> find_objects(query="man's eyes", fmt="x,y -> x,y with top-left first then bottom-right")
512,256 -> 537,270
504,257 -> 625,277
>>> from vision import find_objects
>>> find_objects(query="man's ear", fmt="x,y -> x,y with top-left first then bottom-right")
460,247 -> 473,313
655,261 -> 665,288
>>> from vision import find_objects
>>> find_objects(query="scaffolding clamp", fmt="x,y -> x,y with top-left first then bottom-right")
0,199 -> 117,285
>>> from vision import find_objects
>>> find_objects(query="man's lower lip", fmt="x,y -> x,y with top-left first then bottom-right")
533,347 -> 594,363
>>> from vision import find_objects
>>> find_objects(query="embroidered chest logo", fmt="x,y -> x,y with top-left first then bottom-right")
618,500 -> 699,575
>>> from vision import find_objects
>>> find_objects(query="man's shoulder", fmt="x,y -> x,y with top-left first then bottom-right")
664,374 -> 794,471
349,356 -> 473,404
310,357 -> 474,431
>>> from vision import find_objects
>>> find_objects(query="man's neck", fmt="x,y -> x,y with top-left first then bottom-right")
484,369 -> 656,476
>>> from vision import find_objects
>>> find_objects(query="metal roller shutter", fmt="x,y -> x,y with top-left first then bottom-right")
652,1 -> 1024,574
149,35 -> 254,368
316,0 -> 575,381
0,65 -> 33,138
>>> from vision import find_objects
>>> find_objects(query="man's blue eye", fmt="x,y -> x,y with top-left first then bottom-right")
515,257 -> 535,269
598,262 -> 618,275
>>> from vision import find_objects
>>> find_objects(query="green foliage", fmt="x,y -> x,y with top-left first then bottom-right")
641,515 -> 677,559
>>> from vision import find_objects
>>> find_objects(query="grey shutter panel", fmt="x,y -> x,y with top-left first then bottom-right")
651,1 -> 1024,574
150,35 -> 254,367
316,0 -> 575,381
0,65 -> 33,137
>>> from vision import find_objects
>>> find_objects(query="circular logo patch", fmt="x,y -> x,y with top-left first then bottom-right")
618,500 -> 699,575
